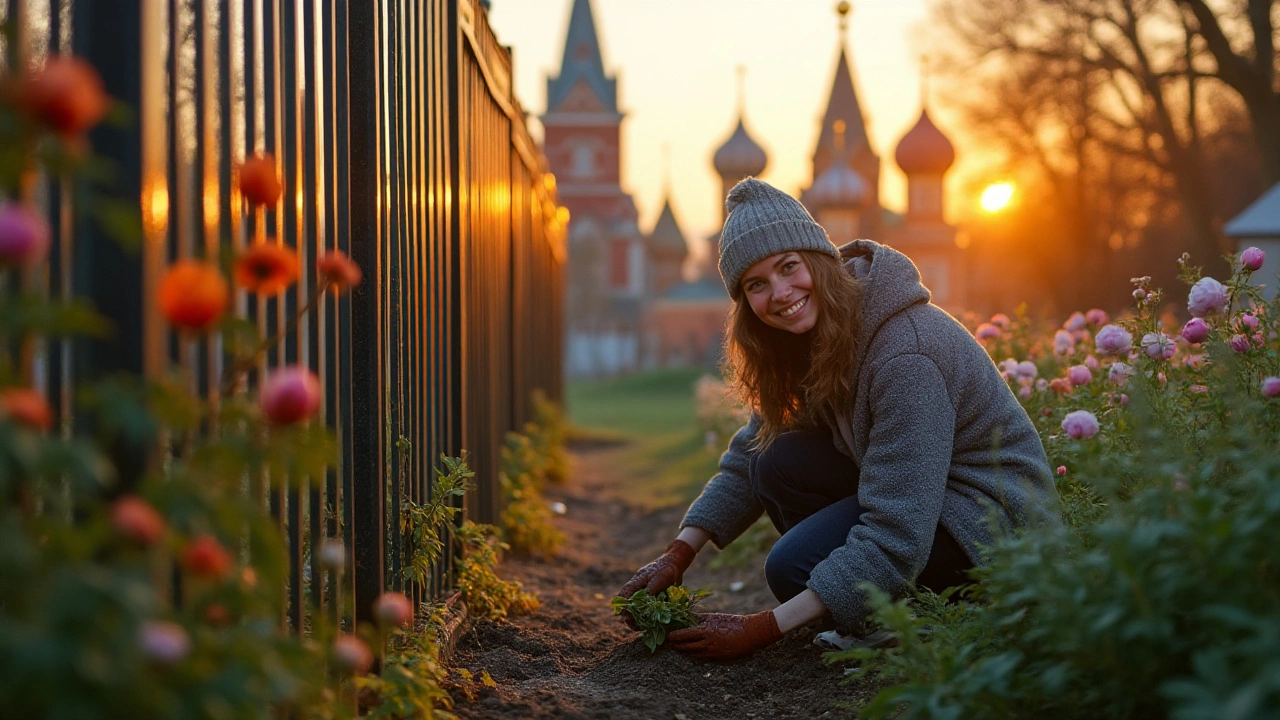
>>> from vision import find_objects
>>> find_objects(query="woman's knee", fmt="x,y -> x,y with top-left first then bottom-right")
763,534 -> 809,603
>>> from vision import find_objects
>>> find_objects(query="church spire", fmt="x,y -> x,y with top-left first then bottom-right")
545,0 -> 618,115
811,1 -> 871,178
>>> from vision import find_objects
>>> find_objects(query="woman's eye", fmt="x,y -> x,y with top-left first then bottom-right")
782,261 -> 798,272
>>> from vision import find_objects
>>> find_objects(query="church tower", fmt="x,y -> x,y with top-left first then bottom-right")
545,0 -> 646,377
802,1 -> 881,240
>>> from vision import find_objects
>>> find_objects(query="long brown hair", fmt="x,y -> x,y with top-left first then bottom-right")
723,250 -> 864,449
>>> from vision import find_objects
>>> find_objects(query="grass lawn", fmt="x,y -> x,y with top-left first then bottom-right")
567,368 -> 726,510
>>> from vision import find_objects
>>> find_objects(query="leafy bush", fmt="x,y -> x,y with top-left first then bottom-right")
455,520 -> 540,622
497,405 -> 566,558
611,586 -> 712,652
834,253 -> 1280,719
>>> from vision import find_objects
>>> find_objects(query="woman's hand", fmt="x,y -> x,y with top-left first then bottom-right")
666,610 -> 783,660
615,539 -> 698,629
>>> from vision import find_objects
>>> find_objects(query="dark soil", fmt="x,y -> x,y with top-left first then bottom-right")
451,443 -> 871,719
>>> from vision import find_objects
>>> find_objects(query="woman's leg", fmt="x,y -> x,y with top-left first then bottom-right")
750,428 -> 860,534
763,498 -> 975,603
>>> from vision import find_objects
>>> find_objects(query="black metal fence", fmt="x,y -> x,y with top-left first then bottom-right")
7,0 -> 565,626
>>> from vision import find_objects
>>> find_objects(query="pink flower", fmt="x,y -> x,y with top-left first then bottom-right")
1053,330 -> 1075,355
1189,384 -> 1210,394
1056,466 -> 1067,476
1063,311 -> 1087,331
998,358 -> 1019,374
1253,332 -> 1266,347
1109,361 -> 1134,385
332,635 -> 374,675
1095,324 -> 1133,356
990,313 -> 1011,329
1262,376 -> 1280,398
1085,308 -> 1109,326
1141,332 -> 1176,360
1061,410 -> 1100,439
1184,353 -> 1207,369
1068,365 -> 1092,386
1018,385 -> 1032,399
373,591 -> 414,628
1241,246 -> 1265,271
1187,277 -> 1229,318
1229,334 -> 1250,353
139,621 -> 191,664
260,366 -> 322,426
1015,361 -> 1038,379
1157,372 -> 1167,385
975,323 -> 1001,340
1181,318 -> 1210,344
1119,393 -> 1130,406
112,496 -> 166,546
1085,355 -> 1099,370
1035,378 -> 1049,392
1238,313 -> 1259,331
0,202 -> 52,267
1133,288 -> 1147,301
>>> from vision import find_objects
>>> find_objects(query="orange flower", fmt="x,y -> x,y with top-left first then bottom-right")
235,241 -> 299,296
158,260 -> 228,331
23,56 -> 108,137
239,153 -> 281,206
317,250 -> 362,293
0,388 -> 53,431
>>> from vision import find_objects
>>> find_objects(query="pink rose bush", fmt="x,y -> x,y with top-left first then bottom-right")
1181,318 -> 1210,344
1241,246 -> 1264,272
1141,332 -> 1176,360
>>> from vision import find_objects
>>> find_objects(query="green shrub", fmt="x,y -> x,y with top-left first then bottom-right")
835,256 -> 1280,719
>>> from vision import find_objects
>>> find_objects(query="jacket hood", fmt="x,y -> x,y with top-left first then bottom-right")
838,239 -> 931,345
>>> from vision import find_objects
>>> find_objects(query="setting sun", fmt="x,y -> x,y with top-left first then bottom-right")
980,182 -> 1016,213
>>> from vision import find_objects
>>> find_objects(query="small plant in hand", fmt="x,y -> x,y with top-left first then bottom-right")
611,585 -> 712,652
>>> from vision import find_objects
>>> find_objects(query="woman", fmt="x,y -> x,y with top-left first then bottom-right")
617,178 -> 1057,661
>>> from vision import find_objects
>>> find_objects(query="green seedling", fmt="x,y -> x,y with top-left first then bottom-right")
611,585 -> 712,652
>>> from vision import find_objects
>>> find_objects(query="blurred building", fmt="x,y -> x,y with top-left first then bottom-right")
1225,182 -> 1280,300
552,0 -> 967,376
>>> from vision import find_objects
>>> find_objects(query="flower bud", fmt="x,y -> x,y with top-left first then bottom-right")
111,496 -> 166,546
1229,334 -> 1250,353
1056,466 -> 1067,476
1085,308 -> 1109,326
332,635 -> 374,675
1181,317 -> 1210,344
1262,376 -> 1280,398
181,535 -> 232,579
260,366 -> 322,426
1241,246 -> 1265,271
373,591 -> 414,628
0,203 -> 52,267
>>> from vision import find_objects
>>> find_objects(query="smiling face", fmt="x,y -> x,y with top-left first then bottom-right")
740,252 -> 818,334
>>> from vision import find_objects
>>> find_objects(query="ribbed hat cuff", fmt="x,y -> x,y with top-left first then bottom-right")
720,220 -> 838,299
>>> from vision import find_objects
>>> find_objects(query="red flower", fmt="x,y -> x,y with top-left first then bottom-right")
239,153 -> 282,206
158,260 -> 229,331
181,535 -> 232,579
0,388 -> 53,431
24,56 -> 108,137
234,241 -> 299,296
111,496 -> 166,546
317,250 -> 362,293
202,603 -> 231,626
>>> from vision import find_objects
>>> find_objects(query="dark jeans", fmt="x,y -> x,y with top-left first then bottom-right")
750,429 -> 973,604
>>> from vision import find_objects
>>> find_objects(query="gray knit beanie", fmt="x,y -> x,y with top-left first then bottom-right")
718,177 -> 840,299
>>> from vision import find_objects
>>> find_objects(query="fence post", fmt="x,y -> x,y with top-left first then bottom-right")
345,0 -> 386,626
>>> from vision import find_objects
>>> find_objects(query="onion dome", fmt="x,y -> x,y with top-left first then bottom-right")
895,109 -> 955,176
713,119 -> 768,180
807,157 -> 868,210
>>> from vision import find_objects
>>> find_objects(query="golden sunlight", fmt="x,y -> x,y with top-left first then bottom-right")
979,182 -> 1015,213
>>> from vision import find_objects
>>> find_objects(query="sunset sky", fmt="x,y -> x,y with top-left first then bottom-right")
487,0 -> 978,253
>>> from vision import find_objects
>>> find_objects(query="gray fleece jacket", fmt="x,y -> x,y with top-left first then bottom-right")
681,239 -> 1058,630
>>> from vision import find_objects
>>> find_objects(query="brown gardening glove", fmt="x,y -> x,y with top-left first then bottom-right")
666,610 -> 784,661
615,539 -> 697,630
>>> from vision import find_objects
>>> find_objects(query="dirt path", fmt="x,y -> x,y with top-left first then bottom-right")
451,443 -> 868,719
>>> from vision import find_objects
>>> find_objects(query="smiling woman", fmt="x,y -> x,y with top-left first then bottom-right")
615,177 -> 1059,661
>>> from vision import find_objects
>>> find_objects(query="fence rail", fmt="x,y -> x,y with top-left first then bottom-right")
7,0 -> 565,627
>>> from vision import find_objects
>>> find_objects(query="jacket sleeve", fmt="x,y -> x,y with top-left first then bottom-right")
679,414 -> 765,549
807,353 -> 955,630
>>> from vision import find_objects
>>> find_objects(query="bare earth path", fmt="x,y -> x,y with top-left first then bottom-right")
451,443 -> 866,719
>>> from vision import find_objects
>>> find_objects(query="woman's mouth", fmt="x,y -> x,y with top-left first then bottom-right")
778,296 -> 809,318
